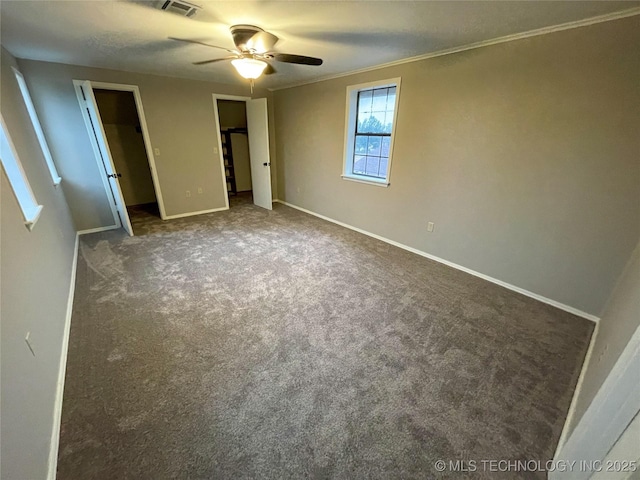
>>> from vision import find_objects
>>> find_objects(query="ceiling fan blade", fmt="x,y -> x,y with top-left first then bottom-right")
246,31 -> 279,54
169,37 -> 238,54
264,63 -> 277,75
193,56 -> 236,66
273,53 -> 323,66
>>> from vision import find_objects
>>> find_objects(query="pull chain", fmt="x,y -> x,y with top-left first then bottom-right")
250,79 -> 254,94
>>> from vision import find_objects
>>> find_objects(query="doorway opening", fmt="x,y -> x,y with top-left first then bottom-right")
93,89 -> 160,223
74,80 -> 165,236
217,100 -> 253,208
212,94 -> 273,211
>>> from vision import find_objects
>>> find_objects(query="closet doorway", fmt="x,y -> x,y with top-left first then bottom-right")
92,88 -> 160,221
213,94 -> 273,210
217,99 -> 253,205
74,80 -> 165,236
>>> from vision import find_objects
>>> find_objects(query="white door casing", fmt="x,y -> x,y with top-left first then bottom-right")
551,326 -> 640,480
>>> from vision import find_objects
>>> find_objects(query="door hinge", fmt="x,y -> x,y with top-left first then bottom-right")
107,173 -> 122,179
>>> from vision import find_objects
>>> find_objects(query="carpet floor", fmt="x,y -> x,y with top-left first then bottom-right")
58,197 -> 593,479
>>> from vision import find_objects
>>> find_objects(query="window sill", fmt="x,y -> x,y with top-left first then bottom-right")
24,205 -> 43,231
341,174 -> 390,188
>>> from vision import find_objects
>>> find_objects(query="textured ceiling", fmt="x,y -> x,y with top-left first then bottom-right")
1,1 -> 638,90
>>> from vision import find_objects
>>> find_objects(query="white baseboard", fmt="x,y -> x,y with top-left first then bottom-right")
163,206 -> 228,220
274,199 -> 599,323
77,224 -> 118,235
554,321 -> 600,458
47,233 -> 80,480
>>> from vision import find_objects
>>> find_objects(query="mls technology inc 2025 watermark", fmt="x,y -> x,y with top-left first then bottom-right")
433,459 -> 637,474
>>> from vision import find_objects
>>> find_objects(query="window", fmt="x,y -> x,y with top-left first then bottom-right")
0,114 -> 43,230
342,78 -> 401,186
13,67 -> 62,185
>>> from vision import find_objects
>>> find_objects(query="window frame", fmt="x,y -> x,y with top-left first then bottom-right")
342,77 -> 401,187
12,67 -> 62,186
0,114 -> 43,230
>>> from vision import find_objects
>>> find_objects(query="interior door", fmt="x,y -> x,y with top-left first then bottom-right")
246,98 -> 273,210
80,81 -> 134,235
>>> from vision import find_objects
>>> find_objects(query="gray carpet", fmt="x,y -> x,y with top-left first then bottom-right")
58,196 -> 593,479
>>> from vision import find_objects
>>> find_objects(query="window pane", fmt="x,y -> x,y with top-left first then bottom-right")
367,136 -> 381,156
378,157 -> 389,177
371,88 -> 387,112
358,114 -> 388,134
357,90 -> 373,117
381,136 -> 391,157
353,154 -> 367,175
365,156 -> 381,177
386,87 -> 396,110
355,135 -> 368,155
383,111 -> 394,132
357,87 -> 395,134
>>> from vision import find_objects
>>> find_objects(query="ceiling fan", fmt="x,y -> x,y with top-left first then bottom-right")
170,25 -> 323,90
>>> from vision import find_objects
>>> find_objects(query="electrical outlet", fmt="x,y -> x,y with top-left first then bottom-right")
213,147 -> 218,154
427,222 -> 435,232
186,190 -> 191,197
198,187 -> 203,194
154,148 -> 160,156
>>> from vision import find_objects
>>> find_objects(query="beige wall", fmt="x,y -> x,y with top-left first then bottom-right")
1,47 -> 78,480
17,60 -> 277,228
568,241 -> 640,435
217,99 -> 247,129
274,16 -> 640,316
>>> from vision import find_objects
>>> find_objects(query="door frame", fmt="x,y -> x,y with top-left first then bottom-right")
73,80 -> 167,221
211,94 -> 254,210
551,326 -> 640,480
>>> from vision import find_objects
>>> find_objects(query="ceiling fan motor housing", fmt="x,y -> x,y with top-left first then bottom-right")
230,25 -> 265,52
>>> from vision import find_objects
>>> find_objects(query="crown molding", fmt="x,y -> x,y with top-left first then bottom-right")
269,6 -> 640,92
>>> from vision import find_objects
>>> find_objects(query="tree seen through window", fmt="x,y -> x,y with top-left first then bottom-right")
353,86 -> 396,178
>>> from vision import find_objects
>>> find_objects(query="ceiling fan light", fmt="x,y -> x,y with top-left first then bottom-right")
231,58 -> 268,79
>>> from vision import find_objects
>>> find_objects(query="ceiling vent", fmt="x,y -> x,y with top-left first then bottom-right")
156,0 -> 201,18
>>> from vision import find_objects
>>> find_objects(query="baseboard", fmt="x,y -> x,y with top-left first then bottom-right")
47,233 -> 80,480
77,224 -> 118,235
553,321 -> 600,459
163,206 -> 228,220
274,199 -> 599,323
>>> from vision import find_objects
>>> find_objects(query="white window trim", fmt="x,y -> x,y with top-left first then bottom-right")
0,114 -> 44,230
342,77 -> 401,187
12,67 -> 62,186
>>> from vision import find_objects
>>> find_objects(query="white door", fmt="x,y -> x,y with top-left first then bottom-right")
80,81 -> 134,236
246,98 -> 273,210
